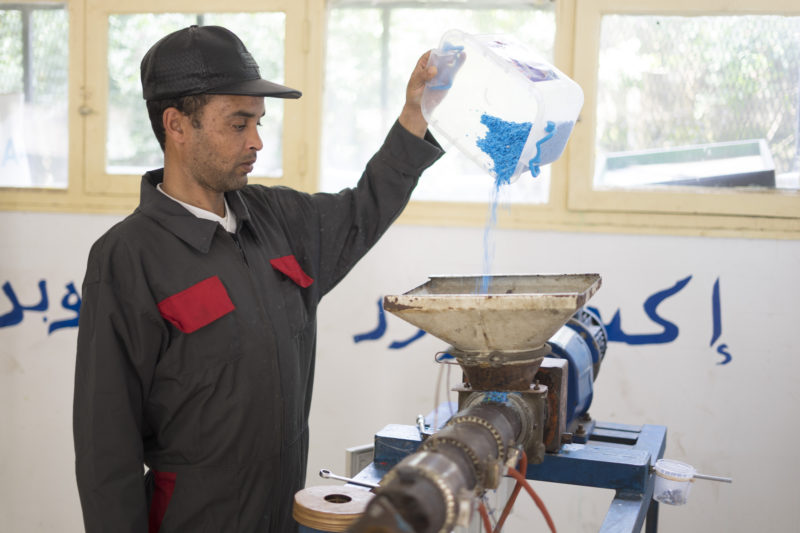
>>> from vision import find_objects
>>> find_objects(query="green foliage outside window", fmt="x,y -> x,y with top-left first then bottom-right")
598,15 -> 800,183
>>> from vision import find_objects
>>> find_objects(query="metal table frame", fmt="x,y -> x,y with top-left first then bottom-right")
525,421 -> 666,533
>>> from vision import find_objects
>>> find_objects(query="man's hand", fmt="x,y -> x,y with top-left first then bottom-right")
398,51 -> 437,138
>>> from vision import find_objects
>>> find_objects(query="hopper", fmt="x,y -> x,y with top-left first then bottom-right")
383,274 -> 601,354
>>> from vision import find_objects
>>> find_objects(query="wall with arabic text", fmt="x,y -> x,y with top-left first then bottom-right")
1,209 -> 798,532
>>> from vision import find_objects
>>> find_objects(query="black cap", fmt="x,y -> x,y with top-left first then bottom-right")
140,25 -> 301,100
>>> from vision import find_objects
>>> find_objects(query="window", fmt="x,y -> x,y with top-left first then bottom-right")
595,15 -> 799,192
321,0 -> 557,205
0,0 -> 315,211
0,3 -> 69,189
106,12 -> 288,178
1,0 -> 798,238
84,0 -> 312,198
568,0 -> 800,220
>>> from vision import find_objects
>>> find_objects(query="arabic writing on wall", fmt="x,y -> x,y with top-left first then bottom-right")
0,275 -> 733,365
353,276 -> 733,365
0,280 -> 81,334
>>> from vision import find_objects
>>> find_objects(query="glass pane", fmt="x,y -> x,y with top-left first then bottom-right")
106,12 -> 287,177
595,15 -> 800,191
321,4 -> 556,204
0,5 -> 69,189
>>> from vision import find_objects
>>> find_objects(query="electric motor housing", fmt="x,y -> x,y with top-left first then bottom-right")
546,308 -> 608,428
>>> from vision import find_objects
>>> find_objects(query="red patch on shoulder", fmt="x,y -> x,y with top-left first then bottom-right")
269,255 -> 314,288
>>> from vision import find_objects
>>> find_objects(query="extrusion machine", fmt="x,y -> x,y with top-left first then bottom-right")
298,274 -> 667,533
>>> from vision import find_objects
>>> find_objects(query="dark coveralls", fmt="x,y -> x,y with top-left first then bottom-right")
73,121 -> 443,533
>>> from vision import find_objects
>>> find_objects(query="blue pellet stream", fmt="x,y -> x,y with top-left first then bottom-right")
476,113 -> 533,294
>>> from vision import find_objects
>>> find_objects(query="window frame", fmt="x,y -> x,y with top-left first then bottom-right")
0,0 -> 83,209
320,0 -> 573,229
83,0 -> 318,198
1,0 -> 798,239
0,0 -> 321,212
320,0 -> 561,208
566,0 -> 800,221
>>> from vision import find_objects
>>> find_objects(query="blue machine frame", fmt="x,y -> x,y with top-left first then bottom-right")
526,421 -> 666,532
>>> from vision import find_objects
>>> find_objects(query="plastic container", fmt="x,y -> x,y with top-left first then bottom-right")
421,29 -> 583,184
653,459 -> 696,505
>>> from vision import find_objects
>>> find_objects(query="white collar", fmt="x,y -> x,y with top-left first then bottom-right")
157,183 -> 237,233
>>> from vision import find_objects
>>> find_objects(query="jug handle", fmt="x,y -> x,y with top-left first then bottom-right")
426,44 -> 466,90
528,121 -> 556,178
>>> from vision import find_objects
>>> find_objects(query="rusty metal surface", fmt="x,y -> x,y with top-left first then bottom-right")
455,384 -> 549,464
536,358 -> 569,453
454,357 -> 568,456
458,357 -> 541,391
452,344 -> 550,391
383,274 -> 601,354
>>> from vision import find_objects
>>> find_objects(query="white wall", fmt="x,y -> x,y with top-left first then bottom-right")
1,209 -> 798,532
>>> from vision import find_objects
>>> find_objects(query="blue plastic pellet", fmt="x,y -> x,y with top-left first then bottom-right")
476,114 -> 533,186
485,391 -> 509,404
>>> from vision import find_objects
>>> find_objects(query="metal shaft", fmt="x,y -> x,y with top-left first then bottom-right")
693,472 -> 733,483
350,399 -> 532,533
318,469 -> 379,489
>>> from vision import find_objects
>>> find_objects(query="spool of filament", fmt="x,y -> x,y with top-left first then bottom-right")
293,485 -> 374,532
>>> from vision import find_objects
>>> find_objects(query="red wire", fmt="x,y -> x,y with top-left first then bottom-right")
478,500 -> 493,532
506,467 -> 557,533
493,449 -> 528,532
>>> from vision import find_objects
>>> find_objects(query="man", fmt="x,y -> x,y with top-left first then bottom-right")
73,25 -> 443,532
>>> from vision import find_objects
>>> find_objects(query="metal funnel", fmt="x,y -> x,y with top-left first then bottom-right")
383,274 -> 601,354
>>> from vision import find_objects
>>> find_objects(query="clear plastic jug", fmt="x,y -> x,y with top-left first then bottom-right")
421,29 -> 584,184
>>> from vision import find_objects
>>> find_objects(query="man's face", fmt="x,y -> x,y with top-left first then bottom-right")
183,94 -> 266,193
